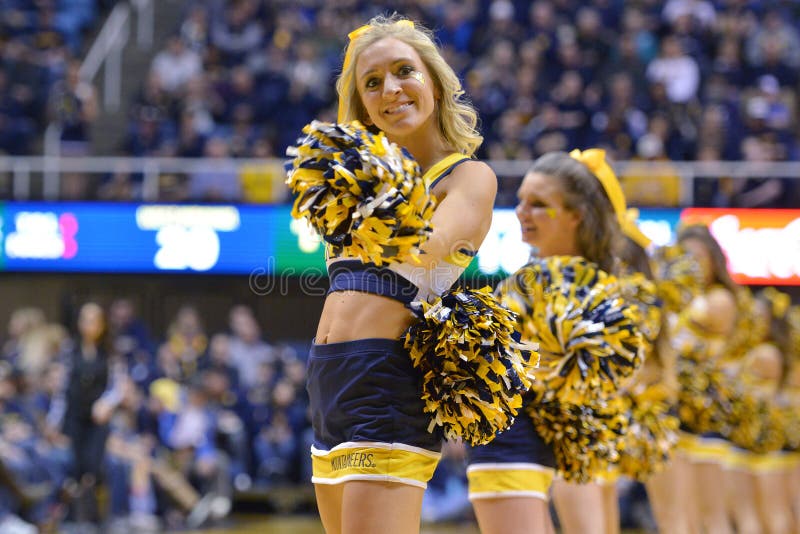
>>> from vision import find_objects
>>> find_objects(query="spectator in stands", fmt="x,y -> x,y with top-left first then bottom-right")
210,0 -> 263,67
150,35 -> 202,96
160,377 -> 233,527
93,374 -> 161,533
0,68 -> 36,155
201,333 -> 240,391
14,322 -> 66,383
726,134 -> 791,208
253,379 -> 301,487
3,308 -> 46,366
175,110 -> 207,158
180,4 -> 210,54
551,69 -> 590,148
108,298 -> 152,358
47,58 -> 98,157
646,34 -> 700,104
748,32 -> 798,89
62,302 -> 110,526
162,305 -> 207,381
662,0 -> 717,31
187,136 -> 241,202
745,8 -> 800,71
711,37 -> 746,88
108,298 -> 156,387
620,133 -> 683,207
245,359 -> 277,438
201,367 -> 250,485
227,305 -> 274,390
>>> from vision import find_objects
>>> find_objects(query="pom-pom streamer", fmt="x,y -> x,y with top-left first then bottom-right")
286,120 -> 435,265
403,286 -> 538,446
497,256 -> 645,400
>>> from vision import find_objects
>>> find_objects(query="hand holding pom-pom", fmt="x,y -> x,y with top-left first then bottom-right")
403,286 -> 538,446
286,121 -> 435,265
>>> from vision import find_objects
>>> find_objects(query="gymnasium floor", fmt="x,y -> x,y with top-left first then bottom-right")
190,515 -> 479,533
187,515 -> 648,533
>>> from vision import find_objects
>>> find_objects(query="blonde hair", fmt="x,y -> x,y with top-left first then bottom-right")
336,14 -> 483,156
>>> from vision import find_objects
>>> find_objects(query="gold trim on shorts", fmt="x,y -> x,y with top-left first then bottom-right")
726,449 -> 800,473
467,462 -> 555,501
677,432 -> 737,466
310,441 -> 440,488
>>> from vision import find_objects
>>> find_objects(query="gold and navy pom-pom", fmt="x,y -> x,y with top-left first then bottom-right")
780,389 -> 800,451
498,256 -> 645,400
619,272 -> 662,353
651,245 -> 703,314
618,384 -> 680,480
528,395 -> 629,483
727,392 -> 786,454
495,256 -> 644,481
789,306 -> 800,361
286,120 -> 435,265
403,286 -> 538,446
674,352 -> 736,436
722,287 -> 768,364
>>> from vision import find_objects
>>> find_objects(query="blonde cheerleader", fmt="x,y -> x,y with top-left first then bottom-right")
287,15 -> 533,534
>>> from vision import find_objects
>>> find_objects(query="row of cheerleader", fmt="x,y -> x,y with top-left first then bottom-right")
284,14 -> 798,534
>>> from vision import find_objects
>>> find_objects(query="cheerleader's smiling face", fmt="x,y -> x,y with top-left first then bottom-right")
516,171 -> 581,257
355,37 -> 438,141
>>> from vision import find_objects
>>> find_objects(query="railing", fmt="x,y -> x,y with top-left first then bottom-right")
78,3 -> 131,113
1,157 -> 799,205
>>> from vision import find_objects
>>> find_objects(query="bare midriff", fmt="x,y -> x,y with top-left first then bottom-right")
314,291 -> 416,344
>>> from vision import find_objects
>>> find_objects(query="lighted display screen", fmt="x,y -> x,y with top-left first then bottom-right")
5,203 -> 771,282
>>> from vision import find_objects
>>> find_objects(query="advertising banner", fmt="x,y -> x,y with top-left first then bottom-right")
680,208 -> 800,285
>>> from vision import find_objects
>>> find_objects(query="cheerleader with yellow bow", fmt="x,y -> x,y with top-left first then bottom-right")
630,240 -> 707,534
670,224 -> 744,534
286,14 -> 535,534
466,149 -> 647,534
606,229 -> 694,534
786,305 -> 800,526
722,288 -> 796,534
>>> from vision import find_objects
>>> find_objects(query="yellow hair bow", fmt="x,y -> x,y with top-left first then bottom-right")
762,287 -> 790,319
569,148 -> 626,223
569,148 -> 650,246
338,20 -> 415,122
622,208 -> 652,249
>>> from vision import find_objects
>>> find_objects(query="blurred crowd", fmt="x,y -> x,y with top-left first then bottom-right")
0,299 -> 314,533
4,0 -> 800,207
60,0 -> 800,206
0,0 -> 111,157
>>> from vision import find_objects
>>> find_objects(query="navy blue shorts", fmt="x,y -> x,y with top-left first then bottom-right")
306,338 -> 442,486
468,402 -> 555,467
466,401 -> 557,500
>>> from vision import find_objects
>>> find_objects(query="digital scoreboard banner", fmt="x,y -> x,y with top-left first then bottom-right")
681,208 -> 800,286
2,202 -> 793,285
0,203 -> 281,274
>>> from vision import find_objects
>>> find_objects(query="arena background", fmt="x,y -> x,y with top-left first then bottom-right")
0,0 -> 799,532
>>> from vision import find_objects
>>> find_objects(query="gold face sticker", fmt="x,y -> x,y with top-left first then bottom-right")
410,71 -> 425,85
